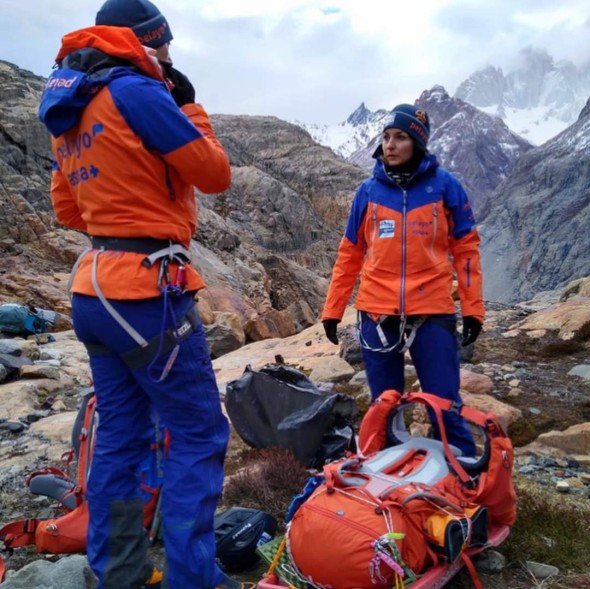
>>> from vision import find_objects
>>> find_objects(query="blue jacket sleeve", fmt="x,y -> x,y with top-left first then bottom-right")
344,184 -> 369,244
110,76 -> 202,154
109,75 -> 230,193
442,170 -> 476,240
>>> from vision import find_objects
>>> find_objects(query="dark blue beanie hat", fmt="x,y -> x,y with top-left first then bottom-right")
95,0 -> 173,48
383,104 -> 430,150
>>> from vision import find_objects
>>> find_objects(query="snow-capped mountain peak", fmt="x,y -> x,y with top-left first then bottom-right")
295,49 -> 590,157
346,102 -> 372,126
295,103 -> 390,158
455,48 -> 590,145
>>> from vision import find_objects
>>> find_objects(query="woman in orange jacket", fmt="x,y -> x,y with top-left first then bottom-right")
322,104 -> 484,456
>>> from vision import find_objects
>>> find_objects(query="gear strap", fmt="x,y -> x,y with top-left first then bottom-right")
83,304 -> 200,369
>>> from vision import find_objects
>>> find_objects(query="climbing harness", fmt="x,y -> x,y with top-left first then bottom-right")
71,237 -> 196,381
357,312 -> 458,355
357,312 -> 427,354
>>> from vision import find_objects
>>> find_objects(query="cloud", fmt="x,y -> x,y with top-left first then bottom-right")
0,0 -> 588,124
158,8 -> 393,122
431,0 -> 590,71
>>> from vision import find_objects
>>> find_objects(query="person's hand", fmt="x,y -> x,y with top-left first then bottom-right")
462,316 -> 482,346
162,63 -> 195,107
322,319 -> 341,345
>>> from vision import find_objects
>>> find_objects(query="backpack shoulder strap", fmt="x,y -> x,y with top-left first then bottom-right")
76,394 -> 97,494
358,389 -> 402,455
405,392 -> 506,435
402,393 -> 475,484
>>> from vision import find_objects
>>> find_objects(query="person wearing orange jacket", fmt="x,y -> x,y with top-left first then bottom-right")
38,2 -> 253,589
322,104 -> 484,457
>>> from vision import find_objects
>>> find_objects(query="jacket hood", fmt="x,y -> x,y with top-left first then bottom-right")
372,152 -> 439,185
39,26 -> 165,137
55,26 -> 164,77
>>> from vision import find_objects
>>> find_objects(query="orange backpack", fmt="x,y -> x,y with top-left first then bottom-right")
0,392 -> 166,583
360,389 -> 516,526
286,389 -> 516,589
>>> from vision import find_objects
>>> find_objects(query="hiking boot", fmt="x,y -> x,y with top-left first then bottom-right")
141,567 -> 163,588
216,574 -> 257,589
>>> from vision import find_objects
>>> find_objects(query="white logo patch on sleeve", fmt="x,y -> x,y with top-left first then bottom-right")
379,219 -> 395,238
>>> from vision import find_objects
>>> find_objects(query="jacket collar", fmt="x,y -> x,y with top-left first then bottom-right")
372,152 -> 438,187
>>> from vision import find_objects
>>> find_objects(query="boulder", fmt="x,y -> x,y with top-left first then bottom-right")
0,380 -> 37,421
305,356 -> 355,384
515,296 -> 590,340
460,391 -> 522,430
460,369 -> 494,395
1,555 -> 93,589
205,312 -> 246,359
19,365 -> 60,380
29,411 -> 77,461
536,423 -> 590,456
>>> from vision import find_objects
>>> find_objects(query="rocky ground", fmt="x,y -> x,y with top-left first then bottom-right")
439,304 -> 590,588
1,290 -> 589,588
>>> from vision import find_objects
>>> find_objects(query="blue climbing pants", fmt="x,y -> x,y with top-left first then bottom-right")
359,313 -> 476,456
72,293 -> 229,589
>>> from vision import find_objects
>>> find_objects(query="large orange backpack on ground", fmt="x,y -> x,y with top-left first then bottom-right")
359,389 -> 516,526
0,392 -> 166,583
286,389 -> 516,589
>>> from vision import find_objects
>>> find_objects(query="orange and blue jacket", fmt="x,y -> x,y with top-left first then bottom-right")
322,154 -> 484,322
38,26 -> 230,299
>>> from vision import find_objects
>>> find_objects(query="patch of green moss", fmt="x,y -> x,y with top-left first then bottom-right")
36,390 -> 48,403
508,415 -> 558,447
503,479 -> 590,572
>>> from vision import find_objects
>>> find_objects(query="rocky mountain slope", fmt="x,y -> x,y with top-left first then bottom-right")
0,60 -> 366,353
0,60 -> 55,246
348,86 -> 532,215
479,97 -> 590,303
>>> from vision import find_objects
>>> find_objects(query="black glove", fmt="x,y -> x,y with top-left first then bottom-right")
323,319 -> 341,345
161,63 -> 195,107
462,316 -> 483,346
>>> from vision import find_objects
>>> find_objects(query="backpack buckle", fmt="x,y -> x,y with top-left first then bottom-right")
449,401 -> 464,414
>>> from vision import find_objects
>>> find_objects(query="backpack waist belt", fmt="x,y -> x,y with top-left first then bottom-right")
83,303 -> 200,369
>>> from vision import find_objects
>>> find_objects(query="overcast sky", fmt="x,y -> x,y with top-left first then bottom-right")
1,0 -> 589,124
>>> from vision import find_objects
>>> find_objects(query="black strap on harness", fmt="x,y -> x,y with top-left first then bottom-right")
90,237 -> 190,265
84,304 -> 200,369
427,315 -> 457,334
377,314 -> 456,334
